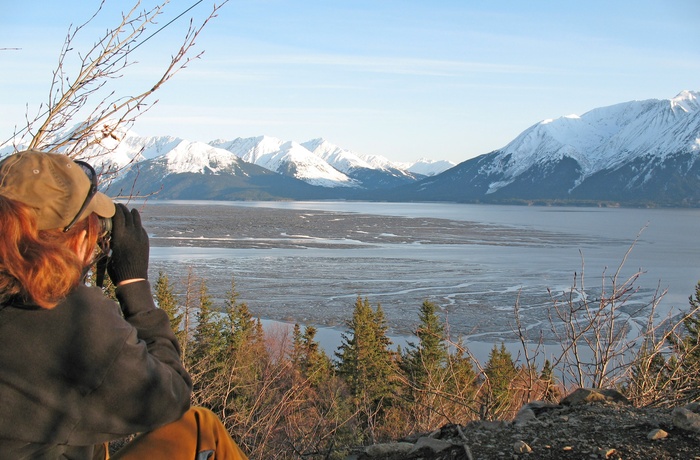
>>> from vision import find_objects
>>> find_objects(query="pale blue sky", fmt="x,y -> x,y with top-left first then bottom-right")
1,0 -> 698,163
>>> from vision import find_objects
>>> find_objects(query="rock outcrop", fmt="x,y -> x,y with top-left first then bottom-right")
347,389 -> 700,460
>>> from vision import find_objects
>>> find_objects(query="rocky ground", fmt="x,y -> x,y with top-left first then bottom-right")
348,389 -> 700,460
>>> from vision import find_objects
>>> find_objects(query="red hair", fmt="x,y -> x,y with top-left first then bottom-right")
0,196 -> 101,309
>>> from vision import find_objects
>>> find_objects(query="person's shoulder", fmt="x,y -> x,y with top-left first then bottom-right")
59,285 -> 135,355
58,285 -> 124,321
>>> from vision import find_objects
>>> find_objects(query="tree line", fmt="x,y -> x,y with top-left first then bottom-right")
115,268 -> 700,460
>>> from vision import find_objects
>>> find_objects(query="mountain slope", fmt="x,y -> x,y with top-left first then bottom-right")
301,138 -> 427,189
210,136 -> 360,188
109,140 -> 338,201
388,90 -> 700,206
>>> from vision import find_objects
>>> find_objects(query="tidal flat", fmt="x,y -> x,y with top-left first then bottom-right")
132,201 -> 700,348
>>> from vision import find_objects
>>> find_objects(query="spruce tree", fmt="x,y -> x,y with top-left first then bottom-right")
399,300 -> 455,430
222,277 -> 256,353
447,341 -> 478,404
217,278 -> 271,438
154,271 -> 184,341
482,342 -> 517,419
677,282 -> 700,361
402,300 -> 448,389
179,267 -> 199,365
336,297 -> 394,401
290,323 -> 303,367
292,325 -> 333,386
336,297 -> 396,442
539,359 -> 560,402
191,280 -> 224,364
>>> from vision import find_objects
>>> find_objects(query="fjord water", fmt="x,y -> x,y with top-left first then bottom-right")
145,201 -> 700,352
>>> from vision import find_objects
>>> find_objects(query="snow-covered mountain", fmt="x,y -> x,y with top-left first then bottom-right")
388,90 -> 700,206
146,140 -> 242,175
209,136 -> 359,188
102,133 -> 445,199
92,132 -> 447,191
486,90 -> 700,190
109,138 -> 331,201
208,136 -> 438,189
297,138 -> 455,177
1,127 -> 450,192
403,158 -> 457,177
299,138 -> 432,188
5,91 -> 697,206
301,138 -> 400,172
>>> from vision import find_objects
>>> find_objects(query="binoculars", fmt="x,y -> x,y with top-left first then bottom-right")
100,217 -> 113,239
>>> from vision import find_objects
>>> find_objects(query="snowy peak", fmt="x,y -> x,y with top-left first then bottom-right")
498,114 -> 600,168
490,90 -> 700,184
272,140 -> 359,187
95,131 -> 183,168
301,138 -> 375,173
396,90 -> 700,206
157,140 -> 241,175
214,135 -> 286,163
671,90 -> 699,113
211,136 -> 358,187
405,158 -> 456,176
13,90 -> 696,206
208,135 -> 446,188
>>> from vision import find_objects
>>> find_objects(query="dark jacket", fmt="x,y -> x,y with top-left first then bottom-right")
0,281 -> 193,459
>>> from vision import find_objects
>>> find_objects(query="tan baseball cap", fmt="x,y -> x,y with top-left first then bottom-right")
0,150 -> 115,230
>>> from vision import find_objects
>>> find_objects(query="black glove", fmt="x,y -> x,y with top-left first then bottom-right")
107,203 -> 150,285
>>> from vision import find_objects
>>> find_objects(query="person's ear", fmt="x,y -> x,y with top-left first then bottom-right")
73,229 -> 90,260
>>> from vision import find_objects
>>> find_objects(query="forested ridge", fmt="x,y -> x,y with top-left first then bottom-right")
108,269 -> 700,459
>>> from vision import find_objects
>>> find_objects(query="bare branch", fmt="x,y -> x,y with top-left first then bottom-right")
11,0 -> 228,164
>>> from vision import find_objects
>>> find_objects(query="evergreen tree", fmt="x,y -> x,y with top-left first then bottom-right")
216,279 -> 272,441
189,280 -> 226,379
253,317 -> 265,347
290,323 -> 303,367
675,282 -> 700,360
539,359 -> 560,402
336,297 -> 396,442
445,339 -> 478,403
297,325 -> 333,386
400,300 -> 454,431
402,300 -> 448,389
222,277 -> 256,353
178,267 -> 199,366
481,342 -> 517,419
154,271 -> 184,341
336,297 -> 394,401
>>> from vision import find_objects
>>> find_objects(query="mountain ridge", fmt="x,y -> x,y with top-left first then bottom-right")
384,90 -> 700,207
2,90 -> 697,207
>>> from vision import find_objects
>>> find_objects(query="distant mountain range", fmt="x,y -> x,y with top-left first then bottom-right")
85,132 -> 457,201
384,90 -> 700,207
3,90 -> 698,207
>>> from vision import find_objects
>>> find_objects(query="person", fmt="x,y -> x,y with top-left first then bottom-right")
0,150 -> 248,459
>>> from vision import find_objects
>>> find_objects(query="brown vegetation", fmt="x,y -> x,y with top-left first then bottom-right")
116,253 -> 700,459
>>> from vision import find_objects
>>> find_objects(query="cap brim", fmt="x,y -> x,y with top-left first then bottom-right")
85,192 -> 116,220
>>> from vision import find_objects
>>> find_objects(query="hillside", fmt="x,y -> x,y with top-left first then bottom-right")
350,389 -> 700,460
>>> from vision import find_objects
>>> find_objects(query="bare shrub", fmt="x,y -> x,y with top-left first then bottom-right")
507,231 -> 700,410
626,289 -> 700,407
6,0 -> 226,178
